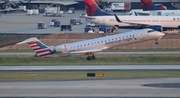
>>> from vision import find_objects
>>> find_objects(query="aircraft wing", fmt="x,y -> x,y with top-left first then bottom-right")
135,11 -> 150,16
123,22 -> 151,27
70,48 -> 103,55
114,14 -> 161,28
121,21 -> 162,28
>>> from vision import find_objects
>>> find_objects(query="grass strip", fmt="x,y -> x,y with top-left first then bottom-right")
0,55 -> 180,66
0,71 -> 179,81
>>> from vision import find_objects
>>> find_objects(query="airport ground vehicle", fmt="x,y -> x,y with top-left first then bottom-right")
50,19 -> 61,27
86,22 -> 96,27
70,18 -> 82,25
26,9 -> 39,15
43,7 -> 64,17
60,25 -> 72,31
38,22 -> 46,29
68,7 -> 75,14
105,2 -> 131,12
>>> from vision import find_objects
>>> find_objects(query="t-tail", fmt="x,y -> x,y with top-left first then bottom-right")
17,37 -> 55,57
140,0 -> 166,11
84,0 -> 111,16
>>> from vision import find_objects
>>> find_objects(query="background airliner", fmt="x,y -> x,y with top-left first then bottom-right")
129,0 -> 166,15
141,0 -> 166,11
138,0 -> 180,16
17,29 -> 164,61
0,0 -> 31,13
84,0 -> 180,31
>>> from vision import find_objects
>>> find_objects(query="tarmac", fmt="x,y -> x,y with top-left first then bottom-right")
0,78 -> 179,97
0,10 -> 131,34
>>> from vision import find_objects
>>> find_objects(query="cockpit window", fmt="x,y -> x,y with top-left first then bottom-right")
147,30 -> 156,33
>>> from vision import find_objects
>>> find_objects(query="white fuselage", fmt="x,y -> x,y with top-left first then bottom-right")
150,10 -> 180,16
54,29 -> 164,55
130,9 -> 180,16
86,16 -> 180,29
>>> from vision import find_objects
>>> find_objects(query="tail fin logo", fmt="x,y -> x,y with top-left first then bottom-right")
141,0 -> 160,11
155,5 -> 166,10
28,41 -> 54,57
84,0 -> 111,16
17,37 -> 54,57
84,0 -> 99,16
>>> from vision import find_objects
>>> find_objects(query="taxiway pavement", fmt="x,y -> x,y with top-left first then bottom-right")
0,65 -> 180,71
0,11 -> 130,34
0,78 -> 179,97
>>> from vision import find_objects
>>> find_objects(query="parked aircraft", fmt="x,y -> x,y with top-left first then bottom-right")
17,28 -> 164,61
84,0 -> 180,31
129,0 -> 166,15
139,0 -> 180,16
141,0 -> 166,11
0,0 -> 31,13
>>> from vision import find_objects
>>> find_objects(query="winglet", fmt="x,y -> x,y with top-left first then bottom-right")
114,14 -> 122,23
134,11 -> 138,16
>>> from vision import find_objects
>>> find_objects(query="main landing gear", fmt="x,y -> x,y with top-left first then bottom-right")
86,54 -> 96,61
155,38 -> 159,45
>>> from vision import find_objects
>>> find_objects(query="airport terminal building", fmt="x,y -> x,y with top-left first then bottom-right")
31,0 -> 179,11
2,0 -> 179,11
75,0 -> 180,10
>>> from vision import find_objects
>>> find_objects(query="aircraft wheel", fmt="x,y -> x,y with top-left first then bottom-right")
91,55 -> 95,60
87,56 -> 91,61
155,42 -> 158,45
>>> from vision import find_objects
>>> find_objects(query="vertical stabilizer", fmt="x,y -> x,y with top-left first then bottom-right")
17,37 -> 54,57
140,0 -> 166,11
84,0 -> 111,16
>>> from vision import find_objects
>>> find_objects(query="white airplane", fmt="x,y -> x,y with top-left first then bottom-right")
17,28 -> 165,61
133,0 -> 180,16
0,0 -> 31,13
84,0 -> 180,31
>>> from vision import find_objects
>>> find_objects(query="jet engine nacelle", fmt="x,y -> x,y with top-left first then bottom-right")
54,44 -> 66,53
48,46 -> 56,53
150,25 -> 163,32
